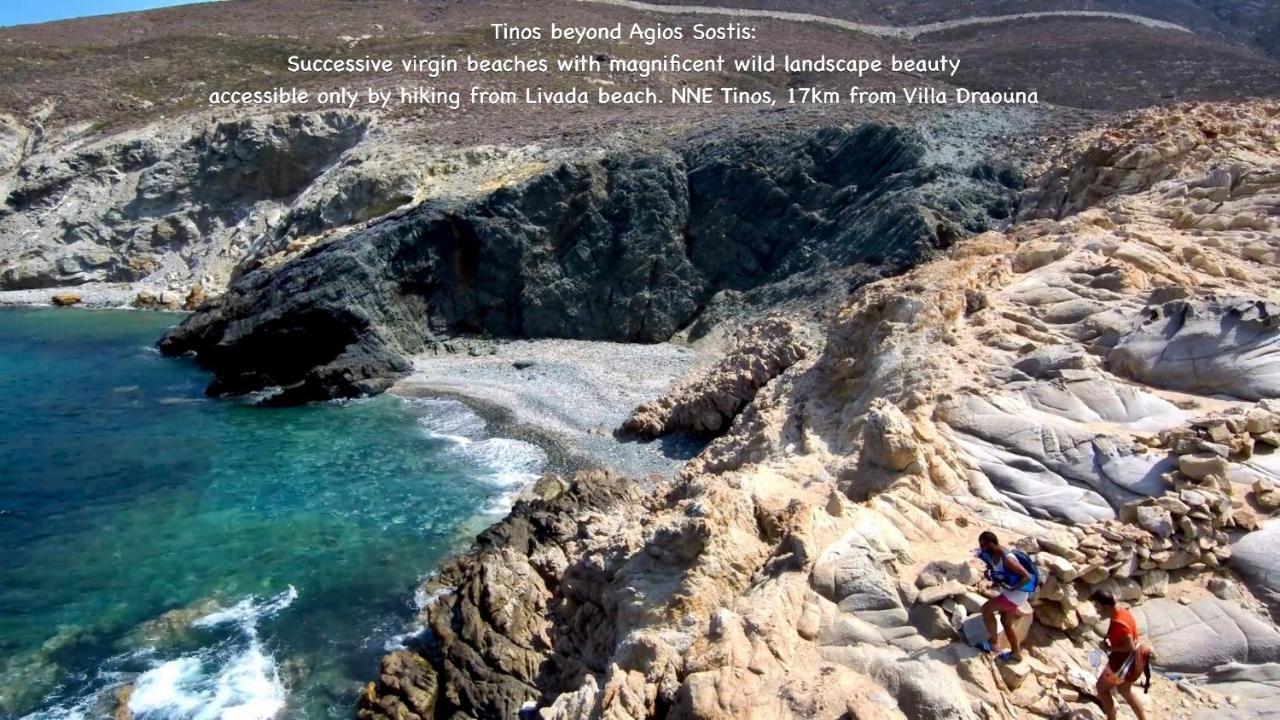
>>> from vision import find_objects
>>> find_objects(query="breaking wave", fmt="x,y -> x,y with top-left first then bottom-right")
127,587 -> 297,720
410,397 -> 547,513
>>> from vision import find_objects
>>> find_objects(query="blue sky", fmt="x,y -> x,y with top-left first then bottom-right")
0,0 -> 215,27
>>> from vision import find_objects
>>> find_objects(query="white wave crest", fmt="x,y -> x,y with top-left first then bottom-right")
411,397 -> 488,444
126,587 -> 297,720
457,438 -> 546,487
194,586 -> 298,634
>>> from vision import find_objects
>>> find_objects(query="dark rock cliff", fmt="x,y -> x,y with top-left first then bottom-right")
159,122 -> 1019,403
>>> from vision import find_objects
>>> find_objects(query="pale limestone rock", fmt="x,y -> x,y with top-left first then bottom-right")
358,101 -> 1280,720
623,318 -> 809,439
1136,505 -> 1175,539
1136,597 -> 1280,671
1181,453 -> 1230,482
863,399 -> 922,473
917,581 -> 968,605
1141,570 -> 1170,597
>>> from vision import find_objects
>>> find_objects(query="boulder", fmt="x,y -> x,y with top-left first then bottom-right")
1246,408 -> 1275,435
997,658 -> 1032,690
909,605 -> 956,640
918,581 -> 968,605
915,560 -> 979,589
1180,453 -> 1229,482
357,650 -> 438,720
1108,297 -> 1280,401
50,292 -> 81,306
1134,597 -> 1280,671
1254,479 -> 1280,511
1140,570 -> 1169,597
864,399 -> 921,472
113,685 -> 134,720
1209,577 -> 1246,601
1231,522 -> 1280,608
1037,551 -> 1079,581
1035,601 -> 1079,631
1136,505 -> 1174,538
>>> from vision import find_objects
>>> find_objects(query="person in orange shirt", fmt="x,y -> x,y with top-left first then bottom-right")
1091,590 -> 1149,720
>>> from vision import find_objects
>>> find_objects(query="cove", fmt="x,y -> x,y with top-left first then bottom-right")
0,308 -> 545,719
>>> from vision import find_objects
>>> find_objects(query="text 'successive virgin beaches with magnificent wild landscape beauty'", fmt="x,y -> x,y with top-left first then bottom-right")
2,1 -> 1280,720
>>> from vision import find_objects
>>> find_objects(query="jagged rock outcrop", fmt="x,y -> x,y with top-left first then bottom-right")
1019,100 -> 1280,220
160,122 -> 1018,403
361,471 -> 648,719
359,651 -> 438,720
623,317 -> 811,438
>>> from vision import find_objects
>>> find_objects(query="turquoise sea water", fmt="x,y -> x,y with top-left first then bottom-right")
0,308 -> 546,719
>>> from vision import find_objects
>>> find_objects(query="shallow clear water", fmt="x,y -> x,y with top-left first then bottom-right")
0,308 -> 545,719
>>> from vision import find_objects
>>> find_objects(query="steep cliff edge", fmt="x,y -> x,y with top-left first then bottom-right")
158,122 -> 1020,403
360,100 -> 1280,720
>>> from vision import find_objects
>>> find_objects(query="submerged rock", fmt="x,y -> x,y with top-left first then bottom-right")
358,651 -> 437,720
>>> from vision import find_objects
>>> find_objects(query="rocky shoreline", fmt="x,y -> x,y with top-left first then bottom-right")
154,118 -> 1021,404
5,2 -> 1280,718
392,337 -> 714,480
5,80 -> 1279,720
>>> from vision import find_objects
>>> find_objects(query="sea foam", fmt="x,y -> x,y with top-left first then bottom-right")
410,396 -> 547,513
126,587 -> 296,720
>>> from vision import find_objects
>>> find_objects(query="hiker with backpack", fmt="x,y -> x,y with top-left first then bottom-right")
976,530 -> 1039,663
1090,590 -> 1150,720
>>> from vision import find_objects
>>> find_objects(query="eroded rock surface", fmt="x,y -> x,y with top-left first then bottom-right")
1136,597 -> 1280,671
622,317 -> 811,439
1109,296 -> 1280,400
1,112 -> 368,293
362,101 -> 1280,720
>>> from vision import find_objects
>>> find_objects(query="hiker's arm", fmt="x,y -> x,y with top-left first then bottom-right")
1003,555 -> 1031,586
1100,625 -> 1141,653
1104,631 -> 1136,653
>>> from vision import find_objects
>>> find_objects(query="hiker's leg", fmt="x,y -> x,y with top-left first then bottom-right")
981,599 -> 998,646
1118,682 -> 1147,720
1096,673 -> 1118,720
999,609 -> 1022,659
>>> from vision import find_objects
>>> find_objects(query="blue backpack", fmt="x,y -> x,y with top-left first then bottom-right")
980,549 -> 1040,592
